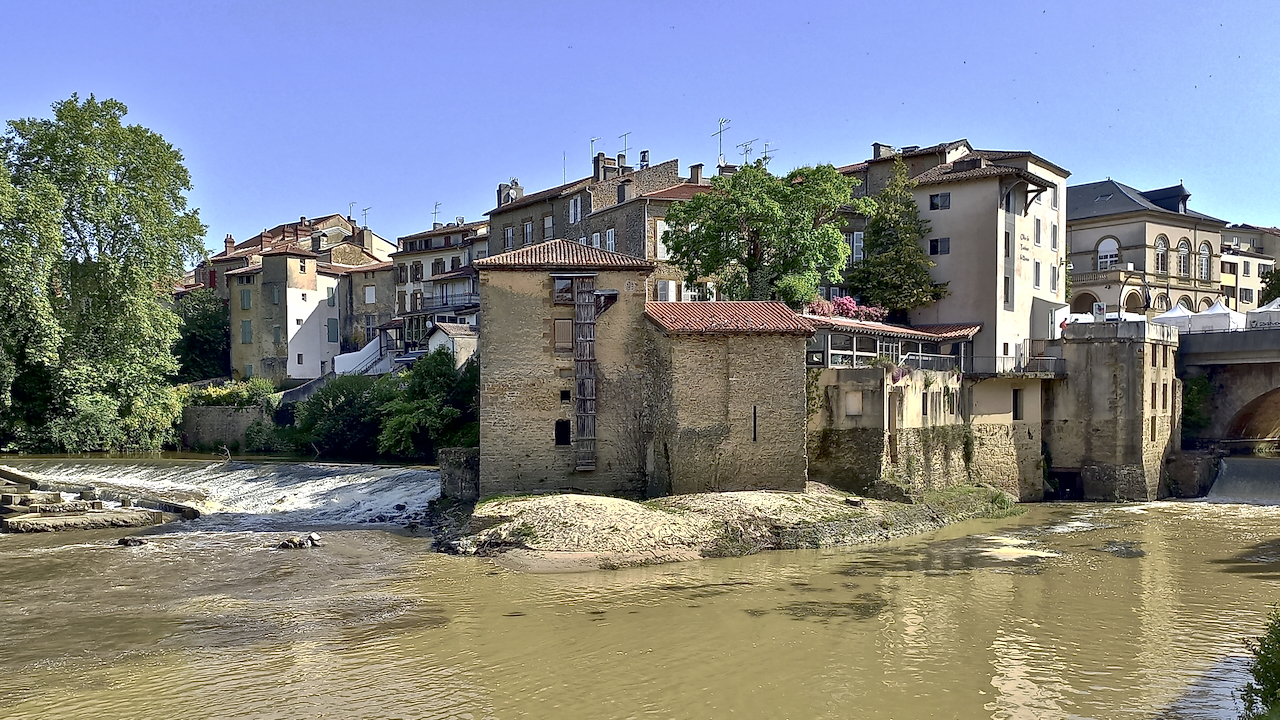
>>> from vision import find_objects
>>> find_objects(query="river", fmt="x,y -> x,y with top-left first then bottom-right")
1,458 -> 1278,720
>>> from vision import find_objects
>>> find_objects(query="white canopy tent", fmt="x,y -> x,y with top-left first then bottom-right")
1150,303 -> 1196,332
1186,299 -> 1246,332
1247,297 -> 1280,329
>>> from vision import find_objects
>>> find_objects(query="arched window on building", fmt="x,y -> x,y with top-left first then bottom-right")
1154,236 -> 1168,274
1178,240 -> 1191,277
1154,294 -> 1170,311
1179,295 -> 1194,310
1199,243 -> 1212,280
1097,238 -> 1120,270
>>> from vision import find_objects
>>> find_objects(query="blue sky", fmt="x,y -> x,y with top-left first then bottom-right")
5,0 -> 1279,256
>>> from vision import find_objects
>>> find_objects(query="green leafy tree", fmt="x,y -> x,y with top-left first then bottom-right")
1243,607 -> 1280,719
294,375 -> 393,460
661,161 -> 872,306
378,349 -> 477,458
0,94 -> 206,451
1260,269 -> 1280,306
845,158 -> 948,312
174,288 -> 231,382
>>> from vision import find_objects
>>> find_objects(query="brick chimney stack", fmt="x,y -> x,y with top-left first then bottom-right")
689,163 -> 704,184
223,234 -> 235,255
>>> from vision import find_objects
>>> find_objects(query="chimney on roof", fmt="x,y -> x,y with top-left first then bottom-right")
616,152 -> 626,171
900,145 -> 920,153
224,234 -> 235,255
433,222 -> 444,230
300,216 -> 307,225
497,182 -> 510,207
639,150 -> 650,169
718,164 -> 738,177
872,142 -> 896,159
689,163 -> 704,184
618,179 -> 634,204
594,152 -> 618,182
311,230 -> 322,252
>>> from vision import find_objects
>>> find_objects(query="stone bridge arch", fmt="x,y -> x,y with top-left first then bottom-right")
1182,363 -> 1280,440
1224,386 -> 1280,440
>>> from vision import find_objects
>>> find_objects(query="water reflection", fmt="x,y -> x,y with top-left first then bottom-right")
1,502 -> 1278,719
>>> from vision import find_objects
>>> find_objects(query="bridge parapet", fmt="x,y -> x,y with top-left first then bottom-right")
1178,327 -> 1280,368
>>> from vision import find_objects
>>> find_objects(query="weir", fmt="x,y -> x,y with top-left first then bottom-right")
1205,457 -> 1280,505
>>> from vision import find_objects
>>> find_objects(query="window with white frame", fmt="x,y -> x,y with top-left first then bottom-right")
1034,218 -> 1042,246
364,285 -> 375,304
655,219 -> 670,259
1098,238 -> 1120,270
543,215 -> 553,240
1155,236 -> 1168,274
606,228 -> 616,252
568,196 -> 581,223
1034,260 -> 1042,288
846,231 -> 864,265
504,226 -> 513,250
929,193 -> 950,210
1198,243 -> 1212,279
1051,223 -> 1058,251
1244,260 -> 1252,276
1242,288 -> 1255,303
656,280 -> 677,301
523,221 -> 533,246
591,232 -> 600,248
1178,240 -> 1191,276
1051,264 -> 1059,292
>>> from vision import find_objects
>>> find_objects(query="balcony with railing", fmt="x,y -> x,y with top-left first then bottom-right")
1072,267 -> 1216,291
423,292 -> 480,312
962,354 -> 1065,377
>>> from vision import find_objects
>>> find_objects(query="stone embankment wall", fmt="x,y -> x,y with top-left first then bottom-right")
181,406 -> 268,452
438,447 -> 480,502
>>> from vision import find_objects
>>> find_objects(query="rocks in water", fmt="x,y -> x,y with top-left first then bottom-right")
117,537 -> 146,547
276,532 -> 323,550
394,504 -> 407,512
1096,540 -> 1146,558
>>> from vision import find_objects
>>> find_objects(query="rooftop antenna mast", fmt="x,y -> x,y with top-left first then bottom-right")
713,118 -> 731,165
618,131 -> 631,158
737,138 -> 759,164
431,202 -> 441,225
348,201 -> 357,219
563,151 -> 567,184
361,206 -> 372,227
590,137 -> 601,156
761,142 -> 779,165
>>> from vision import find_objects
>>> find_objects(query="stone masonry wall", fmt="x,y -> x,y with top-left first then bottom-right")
649,330 -> 808,494
478,268 -> 652,498
180,406 -> 268,452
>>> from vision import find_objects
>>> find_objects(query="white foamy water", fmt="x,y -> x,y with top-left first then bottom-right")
4,459 -> 441,529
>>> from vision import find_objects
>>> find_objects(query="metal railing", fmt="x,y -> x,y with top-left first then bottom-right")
963,355 -> 1065,375
900,352 -> 958,371
423,293 -> 480,312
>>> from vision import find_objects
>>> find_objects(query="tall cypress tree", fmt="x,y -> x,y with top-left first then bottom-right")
845,158 -> 948,313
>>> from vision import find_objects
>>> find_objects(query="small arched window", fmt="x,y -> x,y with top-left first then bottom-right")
1178,240 -> 1191,277
1199,243 -> 1212,280
1155,294 -> 1170,311
1179,295 -> 1194,310
1097,238 -> 1120,270
1154,236 -> 1168,274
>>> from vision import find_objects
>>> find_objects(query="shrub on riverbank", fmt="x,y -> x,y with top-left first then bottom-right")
266,348 -> 478,462
1242,607 -> 1280,719
180,378 -> 276,408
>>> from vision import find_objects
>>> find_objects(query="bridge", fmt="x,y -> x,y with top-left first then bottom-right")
1178,328 -> 1280,443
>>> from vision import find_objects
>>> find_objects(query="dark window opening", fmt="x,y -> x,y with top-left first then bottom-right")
554,419 -> 571,446
1012,388 -> 1024,421
752,405 -> 758,442
929,192 -> 950,210
560,390 -> 571,403
553,278 -> 575,305
929,237 -> 950,255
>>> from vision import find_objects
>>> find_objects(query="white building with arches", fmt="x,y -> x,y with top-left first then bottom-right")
1066,180 -> 1226,315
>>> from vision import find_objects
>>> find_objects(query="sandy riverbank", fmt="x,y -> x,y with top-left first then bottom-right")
435,483 -> 1020,572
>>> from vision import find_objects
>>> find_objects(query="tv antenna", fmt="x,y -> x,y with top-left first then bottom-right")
737,138 -> 759,164
762,142 -> 779,165
431,202 -> 441,224
713,118 -> 731,165
348,201 -> 357,218
361,206 -> 372,227
590,137 -> 601,155
618,131 -> 631,158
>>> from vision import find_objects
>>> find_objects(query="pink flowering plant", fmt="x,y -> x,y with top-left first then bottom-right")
831,295 -> 889,322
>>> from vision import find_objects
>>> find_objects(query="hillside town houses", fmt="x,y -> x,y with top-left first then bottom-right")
184,137 -> 1280,503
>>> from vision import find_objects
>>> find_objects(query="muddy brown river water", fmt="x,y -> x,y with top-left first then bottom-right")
0,461 -> 1278,719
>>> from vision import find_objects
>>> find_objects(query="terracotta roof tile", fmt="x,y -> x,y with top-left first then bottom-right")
643,183 -> 714,201
804,315 -> 981,341
261,245 -> 318,258
485,177 -> 591,216
474,239 -> 655,271
646,301 -> 814,335
398,219 -> 488,242
431,322 -> 478,338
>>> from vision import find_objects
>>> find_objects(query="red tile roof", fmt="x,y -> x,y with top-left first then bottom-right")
398,219 -> 488,242
261,246 -> 318,258
804,315 -> 981,341
224,265 -> 262,276
485,177 -> 591,216
643,183 -> 714,201
474,239 -> 655,271
646,301 -> 815,335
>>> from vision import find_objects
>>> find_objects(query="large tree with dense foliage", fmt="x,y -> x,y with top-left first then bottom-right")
174,288 -> 231,382
1260,268 -> 1280,307
0,94 -> 206,451
845,158 -> 948,312
661,161 -> 874,306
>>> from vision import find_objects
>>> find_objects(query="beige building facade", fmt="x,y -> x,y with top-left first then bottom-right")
1066,180 -> 1226,314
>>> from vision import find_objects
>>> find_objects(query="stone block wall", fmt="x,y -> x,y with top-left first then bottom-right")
181,406 -> 268,452
438,447 -> 480,502
648,331 -> 808,494
478,268 -> 651,498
